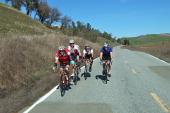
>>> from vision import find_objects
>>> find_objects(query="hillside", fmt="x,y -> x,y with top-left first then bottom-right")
121,34 -> 170,45
0,2 -> 52,36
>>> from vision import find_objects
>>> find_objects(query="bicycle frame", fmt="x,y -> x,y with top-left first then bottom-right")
73,62 -> 79,85
60,69 -> 68,97
101,60 -> 112,84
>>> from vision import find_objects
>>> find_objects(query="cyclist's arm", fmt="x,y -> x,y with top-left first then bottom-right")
55,57 -> 59,64
78,49 -> 81,56
91,49 -> 94,58
82,50 -> 85,58
110,52 -> 113,59
55,51 -> 59,64
100,52 -> 103,60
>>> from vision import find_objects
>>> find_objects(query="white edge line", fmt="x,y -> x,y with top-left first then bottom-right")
23,85 -> 59,113
23,57 -> 100,113
145,53 -> 170,66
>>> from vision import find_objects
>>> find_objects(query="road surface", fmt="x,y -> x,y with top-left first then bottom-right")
20,46 -> 170,113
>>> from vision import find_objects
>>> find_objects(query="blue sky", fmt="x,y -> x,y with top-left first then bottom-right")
1,0 -> 170,38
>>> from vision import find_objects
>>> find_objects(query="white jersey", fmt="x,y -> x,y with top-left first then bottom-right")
68,44 -> 80,55
83,48 -> 93,55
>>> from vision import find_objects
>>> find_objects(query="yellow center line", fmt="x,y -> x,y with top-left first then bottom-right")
131,69 -> 136,74
150,93 -> 170,112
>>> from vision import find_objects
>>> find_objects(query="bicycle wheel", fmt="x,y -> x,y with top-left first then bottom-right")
73,71 -> 77,85
85,64 -> 89,80
60,74 -> 66,96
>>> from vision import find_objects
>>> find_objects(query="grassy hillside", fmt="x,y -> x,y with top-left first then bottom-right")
0,2 -> 52,36
0,2 -> 103,113
121,34 -> 170,45
97,36 -> 117,47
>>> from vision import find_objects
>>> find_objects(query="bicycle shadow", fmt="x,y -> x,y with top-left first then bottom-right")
81,72 -> 91,79
95,75 -> 109,84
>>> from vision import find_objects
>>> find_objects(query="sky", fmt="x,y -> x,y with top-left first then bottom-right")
1,0 -> 170,38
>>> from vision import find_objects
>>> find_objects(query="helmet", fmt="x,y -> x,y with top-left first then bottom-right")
103,42 -> 109,47
85,44 -> 90,47
58,46 -> 65,50
69,39 -> 75,43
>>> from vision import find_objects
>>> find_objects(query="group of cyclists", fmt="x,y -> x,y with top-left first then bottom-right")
53,39 -> 113,85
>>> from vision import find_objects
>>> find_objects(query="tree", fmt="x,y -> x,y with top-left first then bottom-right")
117,38 -> 121,44
36,1 -> 50,23
60,15 -> 72,28
124,39 -> 130,45
6,0 -> 22,10
46,7 -> 62,26
86,23 -> 91,30
21,0 -> 39,15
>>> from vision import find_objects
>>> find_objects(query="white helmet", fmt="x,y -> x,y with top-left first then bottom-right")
69,39 -> 75,43
58,46 -> 65,50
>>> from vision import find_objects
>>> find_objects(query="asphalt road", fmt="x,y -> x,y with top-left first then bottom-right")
20,46 -> 170,113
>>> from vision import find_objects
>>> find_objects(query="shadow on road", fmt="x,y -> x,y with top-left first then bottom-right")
81,72 -> 91,80
95,75 -> 109,84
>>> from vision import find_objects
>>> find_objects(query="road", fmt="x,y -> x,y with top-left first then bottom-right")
20,46 -> 170,113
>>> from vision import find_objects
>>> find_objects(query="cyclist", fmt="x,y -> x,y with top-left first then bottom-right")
83,44 -> 94,72
99,42 -> 113,77
68,39 -> 82,77
53,46 -> 71,83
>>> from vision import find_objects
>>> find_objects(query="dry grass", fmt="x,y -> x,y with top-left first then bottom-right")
0,33 -> 101,113
122,41 -> 170,63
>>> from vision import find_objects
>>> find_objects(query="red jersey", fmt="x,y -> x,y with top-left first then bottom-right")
55,49 -> 70,63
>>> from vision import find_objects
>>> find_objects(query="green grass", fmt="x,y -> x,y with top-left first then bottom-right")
0,2 -> 52,36
121,34 -> 170,45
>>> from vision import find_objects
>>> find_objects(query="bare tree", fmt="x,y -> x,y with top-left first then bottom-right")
46,7 -> 62,26
36,1 -> 50,23
6,0 -> 22,10
60,15 -> 72,28
21,0 -> 39,15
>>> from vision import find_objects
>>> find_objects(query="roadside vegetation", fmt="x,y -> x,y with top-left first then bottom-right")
121,34 -> 170,63
0,2 -> 117,113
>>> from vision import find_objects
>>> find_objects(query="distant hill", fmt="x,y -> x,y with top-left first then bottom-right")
0,2 -> 52,36
121,34 -> 170,45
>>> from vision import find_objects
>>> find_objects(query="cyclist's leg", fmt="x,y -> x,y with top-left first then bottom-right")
76,55 -> 81,69
107,57 -> 111,77
65,62 -> 70,78
102,56 -> 106,69
89,56 -> 93,71
70,60 -> 75,76
59,63 -> 64,75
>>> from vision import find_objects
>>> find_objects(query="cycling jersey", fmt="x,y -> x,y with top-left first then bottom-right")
55,49 -> 70,63
68,44 -> 80,56
83,48 -> 93,59
100,47 -> 112,56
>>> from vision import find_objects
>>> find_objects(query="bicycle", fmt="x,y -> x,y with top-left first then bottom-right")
100,60 -> 112,84
59,69 -> 69,97
84,59 -> 90,80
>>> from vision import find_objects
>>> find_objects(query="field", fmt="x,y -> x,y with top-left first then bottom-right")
121,34 -> 170,45
122,41 -> 170,63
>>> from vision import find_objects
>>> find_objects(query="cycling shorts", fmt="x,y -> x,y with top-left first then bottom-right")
102,56 -> 111,61
60,62 -> 70,68
85,54 -> 92,60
